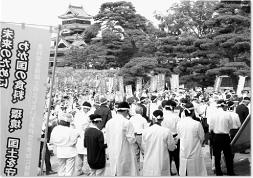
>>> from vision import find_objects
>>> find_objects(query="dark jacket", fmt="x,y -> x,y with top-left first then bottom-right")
84,127 -> 107,169
94,105 -> 112,130
236,104 -> 249,125
139,103 -> 148,122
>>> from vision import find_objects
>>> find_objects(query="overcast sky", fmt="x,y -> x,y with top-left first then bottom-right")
1,0 -> 179,28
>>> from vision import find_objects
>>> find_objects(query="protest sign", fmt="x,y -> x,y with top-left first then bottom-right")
136,77 -> 142,93
1,23 -> 51,176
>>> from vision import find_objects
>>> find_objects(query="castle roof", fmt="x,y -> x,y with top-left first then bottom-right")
58,5 -> 93,19
71,40 -> 86,47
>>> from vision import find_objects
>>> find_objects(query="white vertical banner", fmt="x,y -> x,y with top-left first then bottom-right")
214,76 -> 222,92
136,77 -> 142,93
118,76 -> 124,95
170,77 -> 174,90
152,75 -> 158,92
237,75 -> 246,97
157,75 -> 160,91
0,23 -> 51,176
125,85 -> 133,98
158,74 -> 165,91
108,77 -> 114,93
150,76 -> 156,92
174,74 -> 179,91
170,74 -> 179,91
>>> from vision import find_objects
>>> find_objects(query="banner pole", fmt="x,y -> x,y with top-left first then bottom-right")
40,24 -> 61,176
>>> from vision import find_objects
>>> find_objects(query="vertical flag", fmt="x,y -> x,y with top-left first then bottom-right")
170,74 -> 179,91
1,23 -> 51,176
125,85 -> 133,98
237,75 -> 246,97
108,77 -> 114,93
153,75 -> 158,91
113,76 -> 118,93
118,76 -> 124,95
159,74 -> 165,91
136,77 -> 142,93
150,76 -> 157,92
214,76 -> 222,92
157,75 -> 160,91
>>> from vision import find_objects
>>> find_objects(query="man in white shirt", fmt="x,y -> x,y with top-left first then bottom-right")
177,102 -> 207,176
209,100 -> 235,176
226,101 -> 241,162
130,105 -> 149,170
50,112 -> 80,176
73,101 -> 92,176
142,110 -> 176,176
161,100 -> 180,175
105,101 -> 139,176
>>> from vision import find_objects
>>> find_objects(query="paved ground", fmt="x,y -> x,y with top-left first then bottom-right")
42,145 -> 251,176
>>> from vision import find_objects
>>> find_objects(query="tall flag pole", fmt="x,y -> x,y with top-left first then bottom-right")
40,24 -> 61,176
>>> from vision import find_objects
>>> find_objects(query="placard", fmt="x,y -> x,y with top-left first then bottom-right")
1,23 -> 51,176
136,77 -> 142,93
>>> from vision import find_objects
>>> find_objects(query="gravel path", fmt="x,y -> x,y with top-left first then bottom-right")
43,145 -> 250,176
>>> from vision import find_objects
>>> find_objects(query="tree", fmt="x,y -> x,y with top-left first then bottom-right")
64,41 -> 108,70
178,58 -> 219,90
83,23 -> 101,44
94,1 -> 150,53
198,0 -> 251,89
101,29 -> 124,68
118,57 -> 172,87
154,0 -> 219,37
154,0 -> 221,89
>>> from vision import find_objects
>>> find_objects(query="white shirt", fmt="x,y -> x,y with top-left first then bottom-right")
209,108 -> 233,134
130,114 -> 148,134
227,111 -> 241,129
50,125 -> 80,158
161,110 -> 180,135
73,110 -> 90,154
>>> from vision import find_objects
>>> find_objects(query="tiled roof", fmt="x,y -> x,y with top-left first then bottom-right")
59,37 -> 70,47
58,5 -> 92,19
64,34 -> 83,41
71,40 -> 86,47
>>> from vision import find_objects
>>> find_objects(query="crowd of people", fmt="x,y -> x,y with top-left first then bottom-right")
38,87 -> 251,176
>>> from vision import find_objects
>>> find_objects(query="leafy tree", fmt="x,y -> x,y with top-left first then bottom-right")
64,41 -> 108,70
178,58 -> 219,90
154,0 -> 219,37
198,0 -> 251,89
118,57 -> 172,87
101,29 -> 124,68
94,1 -> 150,53
83,23 -> 101,44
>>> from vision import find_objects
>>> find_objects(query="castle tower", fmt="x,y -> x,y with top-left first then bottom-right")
49,5 -> 92,67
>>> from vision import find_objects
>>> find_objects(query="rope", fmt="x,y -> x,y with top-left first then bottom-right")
0,21 -> 58,28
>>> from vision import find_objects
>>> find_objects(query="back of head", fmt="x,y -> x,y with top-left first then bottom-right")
161,100 -> 168,108
100,97 -> 108,105
151,95 -> 157,103
82,101 -> 92,108
216,99 -> 226,108
153,109 -> 163,123
242,97 -> 250,105
184,102 -> 195,117
89,114 -> 102,123
165,100 -> 177,111
227,101 -> 235,110
140,97 -> 146,103
117,101 -> 130,112
135,104 -> 143,115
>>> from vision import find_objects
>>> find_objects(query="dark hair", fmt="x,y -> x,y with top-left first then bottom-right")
58,120 -> 70,127
153,110 -> 163,118
161,100 -> 167,108
184,103 -> 194,117
89,114 -> 102,124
